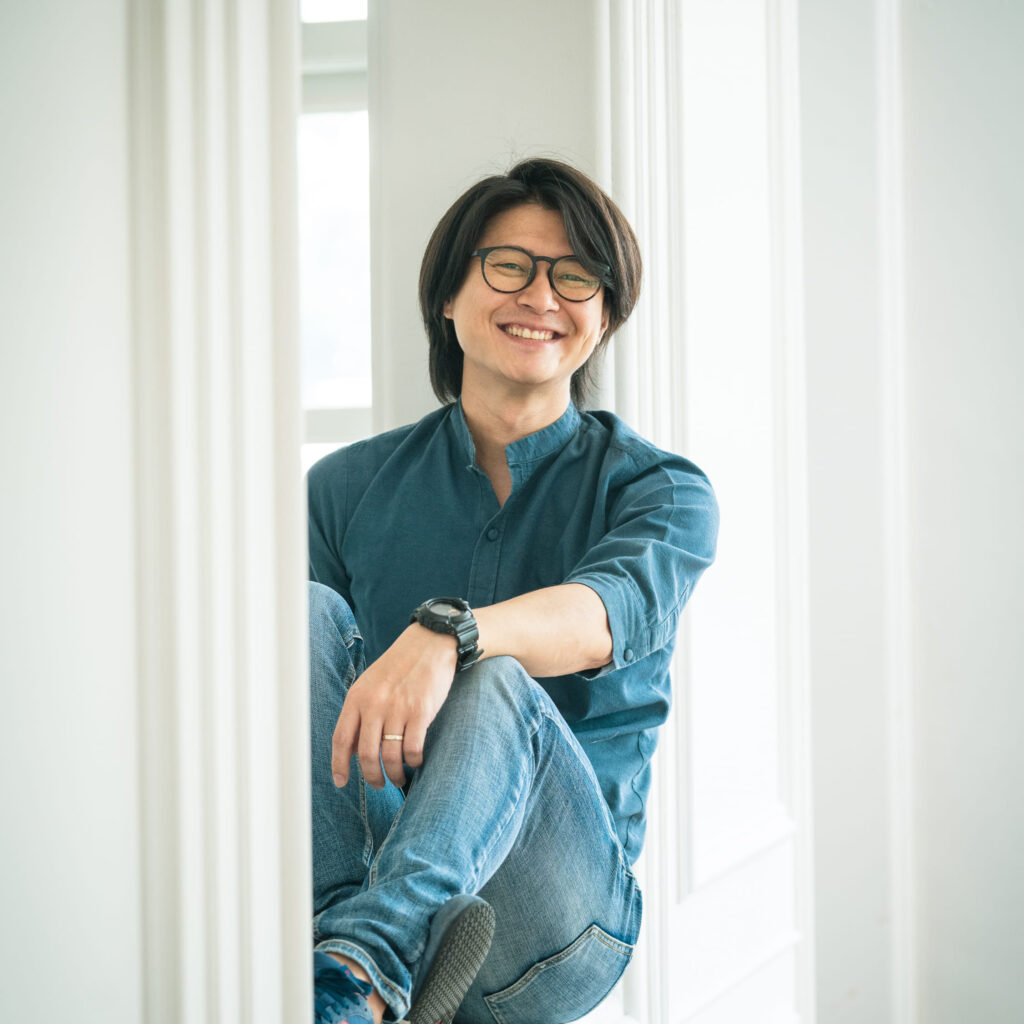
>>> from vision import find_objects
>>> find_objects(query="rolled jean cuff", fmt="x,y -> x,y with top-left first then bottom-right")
312,937 -> 407,1019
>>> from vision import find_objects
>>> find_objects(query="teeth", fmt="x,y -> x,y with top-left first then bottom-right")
504,325 -> 556,341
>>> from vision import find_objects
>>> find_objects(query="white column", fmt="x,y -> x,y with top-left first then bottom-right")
130,1 -> 308,1022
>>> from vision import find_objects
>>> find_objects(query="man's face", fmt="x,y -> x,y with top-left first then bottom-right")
443,204 -> 609,404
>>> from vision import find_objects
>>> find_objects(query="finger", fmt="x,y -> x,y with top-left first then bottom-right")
331,705 -> 360,787
380,725 -> 407,789
358,718 -> 386,790
401,719 -> 427,771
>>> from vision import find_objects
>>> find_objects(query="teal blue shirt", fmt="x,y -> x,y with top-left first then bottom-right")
307,401 -> 718,862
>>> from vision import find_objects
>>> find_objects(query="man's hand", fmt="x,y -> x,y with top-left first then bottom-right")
331,623 -> 459,790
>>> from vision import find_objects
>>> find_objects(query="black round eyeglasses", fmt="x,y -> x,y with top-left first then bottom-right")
470,246 -> 610,302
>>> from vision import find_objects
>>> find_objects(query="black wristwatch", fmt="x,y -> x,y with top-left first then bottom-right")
410,597 -> 483,672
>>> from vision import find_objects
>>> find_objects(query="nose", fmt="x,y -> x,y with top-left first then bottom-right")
517,262 -> 560,312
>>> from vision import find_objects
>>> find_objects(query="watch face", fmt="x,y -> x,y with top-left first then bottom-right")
430,600 -> 460,618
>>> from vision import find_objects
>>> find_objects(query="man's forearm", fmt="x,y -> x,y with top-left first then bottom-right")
473,583 -> 613,678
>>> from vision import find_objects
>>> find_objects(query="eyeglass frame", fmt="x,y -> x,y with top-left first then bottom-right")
469,245 -> 612,303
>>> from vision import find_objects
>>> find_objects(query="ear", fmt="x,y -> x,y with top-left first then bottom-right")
600,302 -> 610,337
443,298 -> 453,319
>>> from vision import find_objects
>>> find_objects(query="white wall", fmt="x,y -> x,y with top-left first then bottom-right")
903,2 -> 1024,1020
801,0 -> 1024,1021
799,1 -> 898,1016
0,3 -> 143,1021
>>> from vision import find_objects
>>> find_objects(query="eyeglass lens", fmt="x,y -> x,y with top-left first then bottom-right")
480,247 -> 602,301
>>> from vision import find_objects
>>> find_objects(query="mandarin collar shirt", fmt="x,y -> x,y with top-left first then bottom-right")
308,400 -> 718,862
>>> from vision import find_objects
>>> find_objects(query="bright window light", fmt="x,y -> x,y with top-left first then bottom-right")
301,0 -> 367,22
301,441 -> 349,474
298,110 -> 371,410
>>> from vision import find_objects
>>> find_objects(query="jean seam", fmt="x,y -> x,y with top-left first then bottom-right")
358,766 -> 375,868
549,707 -> 636,876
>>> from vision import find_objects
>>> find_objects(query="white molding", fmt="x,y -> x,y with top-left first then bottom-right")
691,807 -> 797,892
300,20 -> 367,112
876,1 -> 917,1022
765,0 -> 817,1019
301,20 -> 367,74
130,1 -> 308,1021
606,4 -> 689,1018
680,930 -> 801,1022
299,18 -> 366,112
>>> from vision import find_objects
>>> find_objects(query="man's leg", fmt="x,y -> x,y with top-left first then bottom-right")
312,582 -> 497,1024
312,584 -> 638,1020
450,663 -> 642,1023
309,582 -> 403,1021
317,651 -> 640,1022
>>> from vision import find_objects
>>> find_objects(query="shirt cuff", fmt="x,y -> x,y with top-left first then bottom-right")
569,571 -> 655,677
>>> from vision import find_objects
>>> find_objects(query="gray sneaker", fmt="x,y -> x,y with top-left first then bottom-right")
407,895 -> 496,1024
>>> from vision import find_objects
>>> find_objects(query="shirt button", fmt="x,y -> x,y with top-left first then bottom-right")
624,648 -> 635,662
486,527 -> 499,541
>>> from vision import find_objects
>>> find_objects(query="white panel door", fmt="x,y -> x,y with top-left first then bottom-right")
602,2 -> 814,1022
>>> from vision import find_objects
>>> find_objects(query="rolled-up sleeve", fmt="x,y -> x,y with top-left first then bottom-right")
566,456 -> 718,675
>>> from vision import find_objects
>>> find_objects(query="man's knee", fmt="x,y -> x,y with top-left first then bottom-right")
309,582 -> 358,640
308,583 -> 363,694
445,655 -> 558,726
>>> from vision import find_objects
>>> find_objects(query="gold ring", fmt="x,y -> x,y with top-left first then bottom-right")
382,733 -> 404,742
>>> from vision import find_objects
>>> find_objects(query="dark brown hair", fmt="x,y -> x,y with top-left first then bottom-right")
418,157 -> 642,407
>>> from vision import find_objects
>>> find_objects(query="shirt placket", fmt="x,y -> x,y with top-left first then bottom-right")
465,466 -> 505,608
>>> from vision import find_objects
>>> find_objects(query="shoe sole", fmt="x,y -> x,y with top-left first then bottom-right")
406,897 -> 496,1024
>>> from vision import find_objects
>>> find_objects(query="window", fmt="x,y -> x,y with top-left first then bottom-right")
299,5 -> 370,471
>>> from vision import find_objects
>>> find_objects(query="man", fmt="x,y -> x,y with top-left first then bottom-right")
307,158 -> 718,1024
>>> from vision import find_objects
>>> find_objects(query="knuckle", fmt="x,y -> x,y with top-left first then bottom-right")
363,689 -> 387,710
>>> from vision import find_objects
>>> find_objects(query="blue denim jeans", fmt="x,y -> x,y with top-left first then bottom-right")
309,582 -> 642,1022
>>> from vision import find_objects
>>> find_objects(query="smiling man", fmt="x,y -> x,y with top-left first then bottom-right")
307,158 -> 719,1024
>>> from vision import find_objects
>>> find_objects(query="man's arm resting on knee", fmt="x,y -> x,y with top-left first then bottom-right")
331,584 -> 610,790
474,582 -> 612,678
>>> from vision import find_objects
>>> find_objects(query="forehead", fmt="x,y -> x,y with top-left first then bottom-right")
476,203 -> 571,253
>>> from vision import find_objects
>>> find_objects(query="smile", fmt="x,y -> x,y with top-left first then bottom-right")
501,324 -> 562,341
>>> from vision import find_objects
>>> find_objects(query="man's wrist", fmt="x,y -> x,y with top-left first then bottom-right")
409,621 -> 460,660
410,597 -> 483,671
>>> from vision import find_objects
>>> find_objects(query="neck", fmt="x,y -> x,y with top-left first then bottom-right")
459,384 -> 571,508
460,385 -> 570,453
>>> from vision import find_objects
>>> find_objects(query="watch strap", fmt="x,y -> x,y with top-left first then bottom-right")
411,598 -> 483,672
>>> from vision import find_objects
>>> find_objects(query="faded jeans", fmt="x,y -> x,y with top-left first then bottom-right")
309,582 -> 642,1022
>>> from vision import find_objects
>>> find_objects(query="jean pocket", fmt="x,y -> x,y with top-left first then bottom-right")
483,924 -> 633,1024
